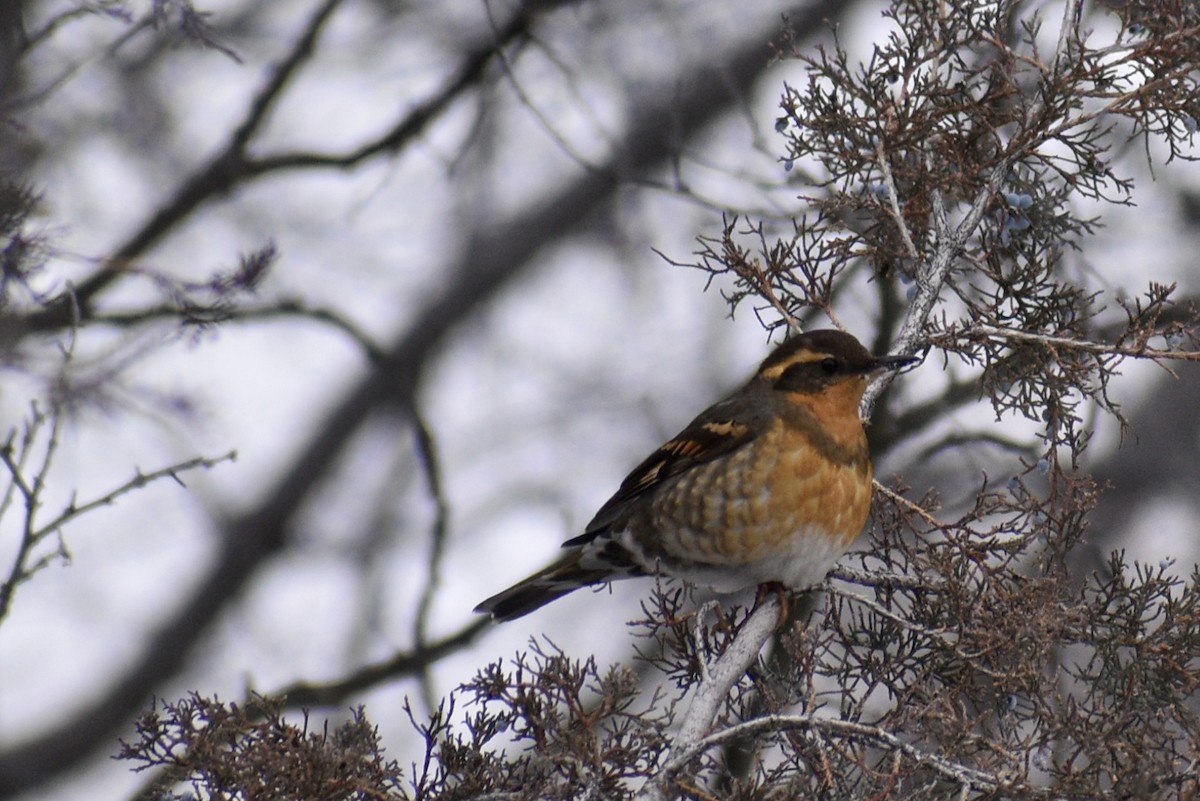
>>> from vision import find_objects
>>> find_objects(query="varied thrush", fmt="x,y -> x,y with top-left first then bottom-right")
475,330 -> 918,622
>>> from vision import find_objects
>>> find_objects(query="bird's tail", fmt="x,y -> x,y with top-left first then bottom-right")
474,551 -> 611,622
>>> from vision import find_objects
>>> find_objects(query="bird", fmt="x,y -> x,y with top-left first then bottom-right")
474,329 -> 918,622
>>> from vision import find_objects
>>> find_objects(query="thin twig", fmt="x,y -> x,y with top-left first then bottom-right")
872,481 -> 945,529
951,324 -> 1200,363
1,425 -> 235,626
0,414 -> 48,625
229,0 -> 345,150
91,300 -> 387,365
874,144 -> 921,261
240,1 -> 555,174
825,584 -> 953,641
829,564 -> 944,591
30,451 -> 237,544
663,713 -> 1012,794
9,14 -> 154,111
0,293 -> 82,623
752,262 -> 804,333
412,409 -> 450,713
483,0 -> 603,173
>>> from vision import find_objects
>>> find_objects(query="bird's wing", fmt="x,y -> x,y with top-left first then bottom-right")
563,392 -> 765,547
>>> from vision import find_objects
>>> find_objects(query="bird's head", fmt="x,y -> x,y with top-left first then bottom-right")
755,329 -> 919,417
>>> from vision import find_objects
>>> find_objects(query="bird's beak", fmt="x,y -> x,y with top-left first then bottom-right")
871,353 -> 920,373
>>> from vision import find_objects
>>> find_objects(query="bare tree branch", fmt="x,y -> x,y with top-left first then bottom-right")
635,597 -> 781,801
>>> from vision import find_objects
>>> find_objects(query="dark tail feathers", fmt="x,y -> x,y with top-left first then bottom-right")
474,552 -> 611,622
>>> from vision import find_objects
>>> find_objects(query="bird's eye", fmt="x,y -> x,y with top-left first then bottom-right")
820,358 -> 839,375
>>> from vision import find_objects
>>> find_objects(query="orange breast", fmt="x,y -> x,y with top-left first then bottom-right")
646,419 -> 873,566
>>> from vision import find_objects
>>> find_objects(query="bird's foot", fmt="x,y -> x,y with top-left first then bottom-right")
752,581 -> 793,629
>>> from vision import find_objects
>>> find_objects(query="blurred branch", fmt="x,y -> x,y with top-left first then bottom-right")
238,0 -> 557,174
26,0 -> 347,328
914,430 -> 1033,463
1079,362 -> 1200,564
411,408 -> 450,712
9,9 -> 147,110
227,0 -> 338,149
91,299 -> 388,365
877,378 -> 990,447
272,617 -> 490,709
